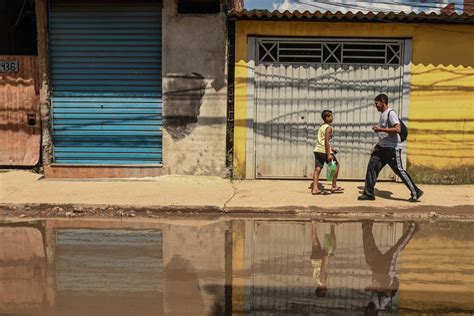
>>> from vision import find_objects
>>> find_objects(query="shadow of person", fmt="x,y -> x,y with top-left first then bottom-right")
357,186 -> 406,201
309,182 -> 325,191
201,284 -> 225,316
163,255 -> 206,315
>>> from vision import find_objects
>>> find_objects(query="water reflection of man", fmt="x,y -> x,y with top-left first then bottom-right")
310,221 -> 336,297
362,221 -> 417,315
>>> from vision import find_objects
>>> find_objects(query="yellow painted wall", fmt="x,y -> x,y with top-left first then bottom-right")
233,21 -> 474,183
231,220 -> 245,315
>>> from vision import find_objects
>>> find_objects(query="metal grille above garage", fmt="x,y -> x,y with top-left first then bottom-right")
49,0 -> 162,165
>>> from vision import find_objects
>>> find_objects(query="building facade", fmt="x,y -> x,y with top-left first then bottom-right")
0,0 -> 40,166
230,10 -> 474,183
35,0 -> 232,178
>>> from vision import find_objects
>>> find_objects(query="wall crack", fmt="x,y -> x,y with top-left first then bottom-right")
223,180 -> 238,211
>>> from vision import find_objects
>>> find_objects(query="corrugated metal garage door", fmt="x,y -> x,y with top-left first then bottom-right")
254,38 -> 407,179
49,0 -> 162,165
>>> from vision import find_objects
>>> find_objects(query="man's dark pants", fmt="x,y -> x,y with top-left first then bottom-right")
363,221 -> 417,273
363,145 -> 420,199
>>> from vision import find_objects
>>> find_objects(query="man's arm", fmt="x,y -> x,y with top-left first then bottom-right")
372,111 -> 401,134
372,124 -> 400,134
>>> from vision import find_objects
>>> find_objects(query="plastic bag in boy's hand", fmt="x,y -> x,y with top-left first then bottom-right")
326,161 -> 337,181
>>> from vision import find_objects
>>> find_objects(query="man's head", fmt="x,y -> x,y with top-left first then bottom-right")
321,110 -> 333,123
374,94 -> 389,113
364,302 -> 378,316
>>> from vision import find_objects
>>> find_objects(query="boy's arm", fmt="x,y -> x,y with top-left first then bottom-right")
330,224 -> 336,250
325,126 -> 333,160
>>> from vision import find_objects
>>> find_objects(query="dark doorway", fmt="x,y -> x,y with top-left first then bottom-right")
0,0 -> 37,55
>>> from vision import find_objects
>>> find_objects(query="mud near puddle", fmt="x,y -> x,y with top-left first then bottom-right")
1,203 -> 473,221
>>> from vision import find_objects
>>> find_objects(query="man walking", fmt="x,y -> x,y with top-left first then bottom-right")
362,220 -> 418,313
358,94 -> 423,202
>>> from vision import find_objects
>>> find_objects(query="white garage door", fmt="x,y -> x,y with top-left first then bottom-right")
253,38 -> 409,180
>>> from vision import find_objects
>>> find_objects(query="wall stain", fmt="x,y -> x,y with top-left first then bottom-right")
164,73 -> 206,141
408,163 -> 473,184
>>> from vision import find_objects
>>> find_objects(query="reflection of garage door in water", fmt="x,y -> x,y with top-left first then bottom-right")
56,229 -> 163,315
0,226 -> 46,314
253,38 -> 410,179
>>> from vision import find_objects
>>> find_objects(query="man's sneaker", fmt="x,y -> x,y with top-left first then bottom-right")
358,194 -> 375,201
408,189 -> 424,203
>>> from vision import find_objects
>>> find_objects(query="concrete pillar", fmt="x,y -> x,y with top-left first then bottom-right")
35,0 -> 53,166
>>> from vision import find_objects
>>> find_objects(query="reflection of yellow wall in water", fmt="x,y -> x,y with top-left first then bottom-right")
399,236 -> 474,312
233,21 -> 474,182
231,221 -> 245,314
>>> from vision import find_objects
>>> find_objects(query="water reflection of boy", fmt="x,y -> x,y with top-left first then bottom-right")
362,221 -> 417,313
310,221 -> 336,297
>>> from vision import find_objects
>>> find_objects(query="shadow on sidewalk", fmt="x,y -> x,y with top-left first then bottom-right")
308,182 -> 326,191
357,186 -> 407,202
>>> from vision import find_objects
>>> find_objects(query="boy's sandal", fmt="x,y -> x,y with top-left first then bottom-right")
312,191 -> 330,195
330,186 -> 344,193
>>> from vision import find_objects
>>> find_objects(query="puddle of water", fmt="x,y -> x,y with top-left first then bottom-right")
0,218 -> 472,315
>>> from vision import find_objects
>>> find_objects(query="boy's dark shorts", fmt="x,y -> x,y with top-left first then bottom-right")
311,244 -> 328,260
314,152 -> 338,169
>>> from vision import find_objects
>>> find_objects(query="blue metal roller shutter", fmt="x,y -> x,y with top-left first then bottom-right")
49,0 -> 162,165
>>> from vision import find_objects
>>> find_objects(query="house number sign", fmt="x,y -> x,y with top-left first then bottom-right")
0,60 -> 19,73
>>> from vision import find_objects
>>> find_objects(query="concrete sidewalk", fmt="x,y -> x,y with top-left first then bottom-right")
0,171 -> 472,217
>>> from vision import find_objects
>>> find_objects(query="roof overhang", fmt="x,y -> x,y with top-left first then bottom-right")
228,9 -> 474,24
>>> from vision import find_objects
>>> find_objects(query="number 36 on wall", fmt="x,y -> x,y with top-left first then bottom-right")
0,60 -> 19,73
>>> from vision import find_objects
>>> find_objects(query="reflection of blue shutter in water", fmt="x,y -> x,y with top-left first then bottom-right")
56,229 -> 163,293
56,229 -> 163,314
49,1 -> 162,164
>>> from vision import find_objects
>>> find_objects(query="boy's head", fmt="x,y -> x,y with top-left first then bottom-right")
321,110 -> 333,123
374,94 -> 388,112
315,286 -> 327,297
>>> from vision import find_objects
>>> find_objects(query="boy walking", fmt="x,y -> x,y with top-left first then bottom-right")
358,94 -> 423,202
310,221 -> 337,297
312,110 -> 344,195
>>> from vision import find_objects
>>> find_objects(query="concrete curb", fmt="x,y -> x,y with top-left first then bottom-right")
1,202 -> 473,220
